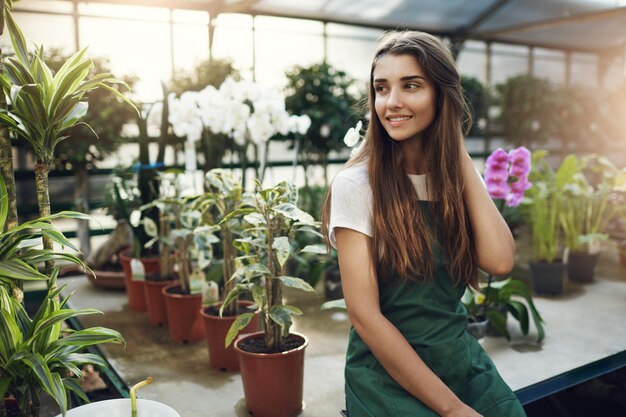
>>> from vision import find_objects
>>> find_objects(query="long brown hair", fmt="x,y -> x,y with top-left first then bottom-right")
321,31 -> 478,288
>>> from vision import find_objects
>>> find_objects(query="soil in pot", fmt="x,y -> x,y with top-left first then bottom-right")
238,333 -> 305,354
3,397 -> 19,417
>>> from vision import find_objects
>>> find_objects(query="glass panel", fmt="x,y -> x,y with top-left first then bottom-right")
78,2 -> 169,22
212,25 -> 254,73
254,15 -> 323,34
215,13 -> 253,28
326,23 -> 382,40
570,53 -> 598,88
0,12 -> 75,53
172,9 -> 209,25
79,17 -> 171,101
14,0 -> 73,13
326,36 -> 377,82
458,47 -> 487,85
173,23 -> 210,74
254,23 -> 324,87
533,48 -> 566,84
491,43 -> 529,86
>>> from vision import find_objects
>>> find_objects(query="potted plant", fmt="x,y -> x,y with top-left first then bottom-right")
161,196 -> 208,343
221,179 -> 319,417
0,276 -> 124,417
0,10 -> 136,282
523,151 -> 577,295
191,169 -> 259,371
58,377 -> 179,417
461,288 -> 490,340
134,171 -> 185,327
563,155 -> 625,282
463,277 -> 545,342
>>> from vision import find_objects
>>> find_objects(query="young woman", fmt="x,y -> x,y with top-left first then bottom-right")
322,31 -> 527,417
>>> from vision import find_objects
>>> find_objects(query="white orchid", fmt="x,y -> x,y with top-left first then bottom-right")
343,120 -> 363,147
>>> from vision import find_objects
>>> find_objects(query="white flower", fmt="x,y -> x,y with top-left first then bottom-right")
343,121 -> 363,147
320,124 -> 330,138
296,115 -> 311,135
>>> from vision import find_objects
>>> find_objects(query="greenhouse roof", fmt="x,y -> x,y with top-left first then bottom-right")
107,0 -> 626,53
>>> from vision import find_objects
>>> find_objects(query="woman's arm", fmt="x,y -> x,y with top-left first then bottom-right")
336,227 -> 482,417
461,151 -> 515,275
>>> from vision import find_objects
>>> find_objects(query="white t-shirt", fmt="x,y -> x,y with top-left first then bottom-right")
328,162 -> 433,249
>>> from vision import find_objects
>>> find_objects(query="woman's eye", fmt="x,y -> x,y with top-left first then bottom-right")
374,85 -> 387,93
406,83 -> 420,89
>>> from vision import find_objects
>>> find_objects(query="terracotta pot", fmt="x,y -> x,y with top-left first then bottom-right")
87,268 -> 126,290
200,301 -> 260,372
235,331 -> 308,417
162,282 -> 205,343
567,251 -> 599,283
145,278 -> 178,326
530,261 -> 567,296
119,250 -> 160,311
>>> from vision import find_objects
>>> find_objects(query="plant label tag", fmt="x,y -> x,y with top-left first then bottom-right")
189,267 -> 204,295
130,259 -> 145,282
202,280 -> 219,306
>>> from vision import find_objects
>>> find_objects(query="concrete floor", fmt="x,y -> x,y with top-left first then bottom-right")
41,230 -> 626,417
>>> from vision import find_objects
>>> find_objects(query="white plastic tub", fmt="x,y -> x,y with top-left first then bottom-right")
56,399 -> 180,417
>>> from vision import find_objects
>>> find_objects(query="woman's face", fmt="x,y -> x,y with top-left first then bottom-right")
372,54 -> 436,143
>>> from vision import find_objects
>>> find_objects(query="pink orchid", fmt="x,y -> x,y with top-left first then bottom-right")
484,146 -> 532,208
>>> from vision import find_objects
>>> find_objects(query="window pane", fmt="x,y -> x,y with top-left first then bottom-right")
212,25 -> 254,74
14,0 -> 73,13
1,12 -> 75,53
80,17 -> 171,101
570,53 -> 598,88
78,2 -> 169,22
254,17 -> 324,86
491,43 -> 529,86
173,23 -> 209,74
533,48 -> 566,83
326,23 -> 382,82
458,47 -> 487,84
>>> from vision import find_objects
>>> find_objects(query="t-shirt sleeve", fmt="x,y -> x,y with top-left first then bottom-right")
328,175 -> 373,249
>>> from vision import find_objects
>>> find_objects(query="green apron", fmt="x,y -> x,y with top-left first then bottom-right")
345,202 -> 526,417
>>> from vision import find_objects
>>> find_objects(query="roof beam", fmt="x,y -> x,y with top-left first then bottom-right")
461,0 -> 516,37
479,6 -> 626,36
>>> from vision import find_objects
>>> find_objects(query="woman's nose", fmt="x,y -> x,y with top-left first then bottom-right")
386,88 -> 402,109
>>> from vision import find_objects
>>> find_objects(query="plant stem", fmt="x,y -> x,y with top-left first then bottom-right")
34,159 -> 54,278
130,377 -> 153,417
264,214 -> 281,351
159,211 -> 170,277
481,274 -> 494,318
222,227 -> 237,316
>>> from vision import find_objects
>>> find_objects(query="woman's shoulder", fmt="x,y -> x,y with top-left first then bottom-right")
333,161 -> 370,189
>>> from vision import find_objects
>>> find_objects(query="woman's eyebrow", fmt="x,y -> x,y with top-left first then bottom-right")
373,75 -> 426,83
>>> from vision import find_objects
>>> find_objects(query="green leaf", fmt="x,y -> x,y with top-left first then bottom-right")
50,327 -> 123,348
272,203 -> 315,226
506,300 -> 529,336
230,262 -> 271,283
486,309 -> 510,341
220,207 -> 256,225
29,308 -> 102,343
5,11 -> 30,66
220,284 -> 248,317
22,353 -> 68,414
268,305 -> 300,337
0,259 -> 48,281
321,298 -> 347,310
63,377 -> 89,405
224,312 -> 255,348
277,275 -> 316,292
300,244 -> 327,255
272,236 -> 290,269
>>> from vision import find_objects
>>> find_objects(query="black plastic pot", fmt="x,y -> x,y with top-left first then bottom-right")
567,251 -> 599,283
530,261 -> 567,296
467,317 -> 489,340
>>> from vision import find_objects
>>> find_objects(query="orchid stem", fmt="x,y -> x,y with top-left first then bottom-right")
130,377 -> 153,417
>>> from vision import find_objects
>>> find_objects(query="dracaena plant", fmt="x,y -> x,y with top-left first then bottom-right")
220,180 -> 321,352
0,171 -> 88,295
192,169 -> 245,317
0,275 -> 124,417
0,10 -> 136,277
